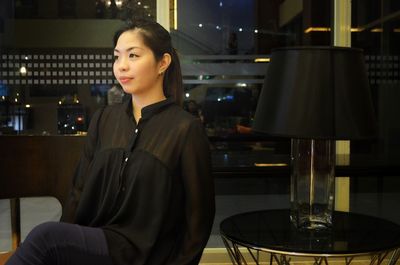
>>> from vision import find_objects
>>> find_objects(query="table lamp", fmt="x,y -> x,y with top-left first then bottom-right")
253,46 -> 377,229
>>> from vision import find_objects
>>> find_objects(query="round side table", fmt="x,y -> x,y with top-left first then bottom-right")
220,209 -> 400,265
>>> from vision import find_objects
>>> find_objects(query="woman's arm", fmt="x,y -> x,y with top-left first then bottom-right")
60,108 -> 104,223
173,119 -> 216,265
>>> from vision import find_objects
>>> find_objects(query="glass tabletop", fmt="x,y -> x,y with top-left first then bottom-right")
220,209 -> 400,255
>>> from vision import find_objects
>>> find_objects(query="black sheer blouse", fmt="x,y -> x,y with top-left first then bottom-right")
61,96 -> 215,265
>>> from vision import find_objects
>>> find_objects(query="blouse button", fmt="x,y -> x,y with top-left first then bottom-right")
135,129 -> 138,133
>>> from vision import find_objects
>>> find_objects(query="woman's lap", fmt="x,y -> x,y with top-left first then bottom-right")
6,222 -> 113,265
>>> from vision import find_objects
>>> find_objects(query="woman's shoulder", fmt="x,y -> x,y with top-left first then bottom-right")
99,101 -> 128,119
163,104 -> 205,133
167,104 -> 200,123
86,102 -> 128,133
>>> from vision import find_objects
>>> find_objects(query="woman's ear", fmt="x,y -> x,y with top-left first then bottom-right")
158,53 -> 172,75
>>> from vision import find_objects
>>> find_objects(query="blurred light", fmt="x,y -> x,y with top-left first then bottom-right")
148,13 -> 151,17
307,27 -> 331,33
199,75 -> 204,80
16,93 -> 19,96
58,101 -> 62,105
24,56 -> 28,60
137,1 -> 141,5
238,28 -> 243,32
71,126 -> 75,130
219,1 -> 223,7
304,27 -> 330,33
199,23 -> 203,28
77,116 -> 84,122
394,28 -> 400,33
305,27 -> 363,33
216,25 -> 221,30
217,98 -> 221,102
64,124 -> 68,128
185,93 -> 190,98
254,29 -> 258,33
25,104 -> 31,108
236,83 -> 247,87
292,27 -> 365,33
255,163 -> 288,167
254,58 -> 270,63
143,5 -> 149,9
351,27 -> 363,32
20,66 -> 27,75
371,28 -> 383,32
1,96 -> 5,100
106,0 -> 123,7
14,98 -> 18,102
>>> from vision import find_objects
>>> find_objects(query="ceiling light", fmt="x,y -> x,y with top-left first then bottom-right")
20,66 -> 27,75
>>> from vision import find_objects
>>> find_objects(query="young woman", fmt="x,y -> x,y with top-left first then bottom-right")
6,19 -> 215,265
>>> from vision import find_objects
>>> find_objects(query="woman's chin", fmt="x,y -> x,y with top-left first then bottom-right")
121,86 -> 138,95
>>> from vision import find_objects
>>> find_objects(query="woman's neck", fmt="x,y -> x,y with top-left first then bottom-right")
131,92 -> 166,124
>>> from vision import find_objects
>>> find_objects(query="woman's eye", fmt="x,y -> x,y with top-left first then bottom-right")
113,55 -> 119,61
129,53 -> 138,59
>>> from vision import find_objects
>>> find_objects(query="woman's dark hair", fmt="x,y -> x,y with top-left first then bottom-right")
113,19 -> 183,106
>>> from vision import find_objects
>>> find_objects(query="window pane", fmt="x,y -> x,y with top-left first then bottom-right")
176,0 -> 332,144
351,0 -> 400,155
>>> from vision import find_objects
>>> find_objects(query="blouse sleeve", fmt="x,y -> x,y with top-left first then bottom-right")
60,108 -> 103,223
173,119 -> 216,265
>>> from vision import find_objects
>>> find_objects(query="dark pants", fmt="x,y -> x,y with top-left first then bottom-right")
6,222 -> 113,265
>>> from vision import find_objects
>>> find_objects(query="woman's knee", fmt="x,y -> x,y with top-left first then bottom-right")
24,221 -> 61,246
6,222 -> 61,265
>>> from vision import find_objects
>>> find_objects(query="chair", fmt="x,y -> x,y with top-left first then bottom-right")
0,135 -> 85,264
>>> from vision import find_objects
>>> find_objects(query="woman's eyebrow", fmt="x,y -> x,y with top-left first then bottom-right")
114,47 -> 142,53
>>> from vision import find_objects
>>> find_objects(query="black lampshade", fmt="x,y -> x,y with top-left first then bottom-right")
252,46 -> 377,139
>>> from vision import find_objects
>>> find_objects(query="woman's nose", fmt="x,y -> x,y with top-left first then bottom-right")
116,57 -> 129,71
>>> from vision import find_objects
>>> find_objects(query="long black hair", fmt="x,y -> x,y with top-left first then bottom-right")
113,19 -> 183,106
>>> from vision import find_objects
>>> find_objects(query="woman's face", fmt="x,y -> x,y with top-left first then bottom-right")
113,29 -> 163,96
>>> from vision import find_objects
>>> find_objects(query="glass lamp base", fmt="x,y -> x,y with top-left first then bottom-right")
290,139 -> 335,230
290,203 -> 333,229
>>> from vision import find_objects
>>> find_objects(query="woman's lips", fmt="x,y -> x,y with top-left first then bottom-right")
119,77 -> 133,84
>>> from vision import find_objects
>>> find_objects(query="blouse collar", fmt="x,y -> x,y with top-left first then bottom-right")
123,94 -> 176,121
